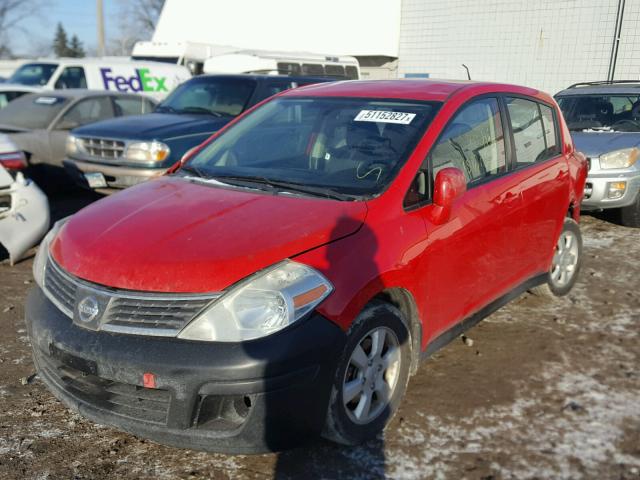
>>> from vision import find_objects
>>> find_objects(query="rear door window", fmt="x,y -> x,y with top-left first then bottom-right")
506,97 -> 559,166
429,97 -> 507,184
54,67 -> 87,89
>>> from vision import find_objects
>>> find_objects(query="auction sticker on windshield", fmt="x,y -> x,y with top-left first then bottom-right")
354,110 -> 416,124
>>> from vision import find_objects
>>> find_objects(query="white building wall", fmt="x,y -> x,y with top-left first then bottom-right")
153,0 -> 401,57
398,0 -> 640,95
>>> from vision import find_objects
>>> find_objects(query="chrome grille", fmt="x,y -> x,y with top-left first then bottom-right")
44,257 -> 77,316
43,258 -> 219,336
80,137 -> 126,159
105,297 -> 212,333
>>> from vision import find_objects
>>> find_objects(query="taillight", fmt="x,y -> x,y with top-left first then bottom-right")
0,151 -> 27,170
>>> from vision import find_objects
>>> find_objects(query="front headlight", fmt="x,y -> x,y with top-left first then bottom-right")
33,218 -> 69,288
124,141 -> 170,163
65,135 -> 80,156
599,148 -> 639,169
178,261 -> 333,342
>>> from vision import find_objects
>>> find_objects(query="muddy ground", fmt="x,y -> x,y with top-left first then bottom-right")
0,194 -> 638,479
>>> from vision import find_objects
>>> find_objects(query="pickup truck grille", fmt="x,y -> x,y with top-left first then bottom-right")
80,137 -> 125,159
42,257 -> 219,336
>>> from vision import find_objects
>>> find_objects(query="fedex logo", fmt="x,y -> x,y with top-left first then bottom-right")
100,68 -> 168,93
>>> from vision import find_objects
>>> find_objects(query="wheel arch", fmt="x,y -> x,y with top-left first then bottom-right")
372,287 -> 422,376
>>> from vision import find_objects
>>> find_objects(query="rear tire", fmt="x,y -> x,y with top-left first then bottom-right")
322,301 -> 412,445
530,218 -> 582,298
620,193 -> 640,228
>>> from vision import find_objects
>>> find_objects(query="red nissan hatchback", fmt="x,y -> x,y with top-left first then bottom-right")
26,80 -> 587,453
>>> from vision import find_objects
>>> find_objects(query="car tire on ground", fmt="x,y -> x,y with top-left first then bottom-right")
619,193 -> 640,228
530,217 -> 583,298
322,300 -> 412,446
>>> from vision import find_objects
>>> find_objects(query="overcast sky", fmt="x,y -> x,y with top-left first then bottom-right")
12,0 -> 122,56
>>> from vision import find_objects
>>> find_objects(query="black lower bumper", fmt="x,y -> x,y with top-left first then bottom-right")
25,287 -> 346,453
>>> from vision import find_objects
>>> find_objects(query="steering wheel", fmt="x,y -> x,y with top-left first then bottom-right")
612,119 -> 640,130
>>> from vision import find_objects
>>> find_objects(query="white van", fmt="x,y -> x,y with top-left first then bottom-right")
132,41 -> 237,75
7,58 -> 191,100
203,50 -> 360,79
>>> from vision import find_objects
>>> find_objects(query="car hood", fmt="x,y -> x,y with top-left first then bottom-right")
72,113 -> 230,141
51,176 -> 367,293
571,131 -> 640,158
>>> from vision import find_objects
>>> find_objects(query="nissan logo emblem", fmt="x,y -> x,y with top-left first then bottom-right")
77,296 -> 100,323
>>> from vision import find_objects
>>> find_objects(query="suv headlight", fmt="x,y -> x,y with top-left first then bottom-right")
33,218 -> 69,288
178,261 -> 333,342
599,148 -> 639,169
124,141 -> 170,163
65,135 -> 80,156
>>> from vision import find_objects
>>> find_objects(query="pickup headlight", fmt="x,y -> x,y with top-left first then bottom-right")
178,261 -> 333,342
599,148 -> 639,169
124,141 -> 170,163
33,218 -> 69,288
65,135 -> 80,156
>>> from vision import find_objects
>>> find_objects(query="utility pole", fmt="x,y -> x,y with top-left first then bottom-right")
97,0 -> 105,56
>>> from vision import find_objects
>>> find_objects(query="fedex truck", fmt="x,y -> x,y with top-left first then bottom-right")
7,58 -> 191,100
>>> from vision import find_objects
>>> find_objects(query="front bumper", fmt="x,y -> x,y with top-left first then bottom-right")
581,168 -> 640,210
63,157 -> 166,194
26,287 -> 346,453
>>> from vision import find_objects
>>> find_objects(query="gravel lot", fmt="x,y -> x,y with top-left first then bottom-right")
0,195 -> 638,480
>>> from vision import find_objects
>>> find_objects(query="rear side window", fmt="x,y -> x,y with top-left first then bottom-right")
325,65 -> 345,78
506,97 -> 559,166
302,64 -> 324,76
429,97 -> 507,184
0,91 -> 28,108
54,67 -> 87,89
277,62 -> 301,75
345,66 -> 359,79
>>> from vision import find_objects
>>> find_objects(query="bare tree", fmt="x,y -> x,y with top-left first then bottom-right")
0,0 -> 47,57
132,0 -> 165,36
109,0 -> 165,56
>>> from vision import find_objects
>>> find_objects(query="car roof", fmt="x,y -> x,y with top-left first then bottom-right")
191,74 -> 336,83
21,89 -> 147,100
556,80 -> 640,97
0,84 -> 40,92
281,79 -> 544,102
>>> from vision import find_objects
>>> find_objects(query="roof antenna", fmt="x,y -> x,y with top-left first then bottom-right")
462,64 -> 471,80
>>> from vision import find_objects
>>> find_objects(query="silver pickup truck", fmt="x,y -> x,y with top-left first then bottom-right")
556,81 -> 640,227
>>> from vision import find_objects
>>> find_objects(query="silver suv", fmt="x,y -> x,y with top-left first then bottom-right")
556,81 -> 640,227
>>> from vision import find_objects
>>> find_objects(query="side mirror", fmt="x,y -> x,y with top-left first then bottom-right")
429,167 -> 467,225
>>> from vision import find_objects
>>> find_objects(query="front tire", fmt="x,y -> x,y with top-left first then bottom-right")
322,301 -> 412,445
530,218 -> 582,298
620,193 -> 640,228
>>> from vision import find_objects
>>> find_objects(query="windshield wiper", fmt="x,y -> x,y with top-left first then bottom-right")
155,105 -> 177,113
179,106 -> 223,117
212,175 -> 354,200
179,164 -> 208,178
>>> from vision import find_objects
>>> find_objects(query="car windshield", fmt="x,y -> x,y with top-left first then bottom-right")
558,94 -> 640,132
182,97 -> 440,199
0,94 -> 69,130
155,77 -> 256,117
8,63 -> 58,86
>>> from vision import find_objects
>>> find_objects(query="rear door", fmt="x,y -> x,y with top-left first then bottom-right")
408,96 -> 525,336
503,96 -> 569,276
